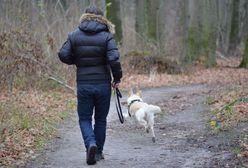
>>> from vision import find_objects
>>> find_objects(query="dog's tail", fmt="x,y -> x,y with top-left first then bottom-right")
147,105 -> 161,114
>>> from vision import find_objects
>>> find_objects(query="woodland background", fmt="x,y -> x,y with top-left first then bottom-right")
0,0 -> 248,167
0,0 -> 248,90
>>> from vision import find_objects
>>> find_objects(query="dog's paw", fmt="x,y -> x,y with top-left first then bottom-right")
152,137 -> 156,143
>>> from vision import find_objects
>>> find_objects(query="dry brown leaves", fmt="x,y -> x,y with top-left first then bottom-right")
210,94 -> 248,129
120,58 -> 248,89
0,90 -> 75,166
120,67 -> 248,89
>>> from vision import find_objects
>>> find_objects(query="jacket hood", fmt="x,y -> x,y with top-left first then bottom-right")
79,13 -> 115,34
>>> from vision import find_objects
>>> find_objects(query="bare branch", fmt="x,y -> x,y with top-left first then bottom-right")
48,76 -> 76,94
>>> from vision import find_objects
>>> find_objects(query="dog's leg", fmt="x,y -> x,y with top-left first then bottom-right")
135,112 -> 148,132
148,114 -> 156,143
150,126 -> 156,143
139,119 -> 148,132
146,127 -> 149,133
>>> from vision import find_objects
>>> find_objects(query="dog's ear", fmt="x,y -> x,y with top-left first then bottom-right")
135,86 -> 142,97
128,88 -> 133,97
136,89 -> 142,97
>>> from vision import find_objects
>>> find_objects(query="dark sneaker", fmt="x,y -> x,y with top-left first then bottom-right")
86,144 -> 97,165
95,153 -> 104,161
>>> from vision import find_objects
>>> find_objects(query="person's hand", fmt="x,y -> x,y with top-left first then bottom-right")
112,82 -> 120,89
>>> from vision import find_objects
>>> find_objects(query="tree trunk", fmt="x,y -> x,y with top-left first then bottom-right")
120,0 -> 136,53
134,0 -> 149,50
106,0 -> 122,42
185,0 -> 218,67
216,0 -> 232,55
240,36 -> 248,68
135,0 -> 160,50
239,0 -> 248,42
147,0 -> 159,40
228,0 -> 240,55
135,0 -> 148,38
157,0 -> 186,61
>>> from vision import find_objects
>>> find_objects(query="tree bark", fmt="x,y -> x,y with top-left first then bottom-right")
185,0 -> 218,67
240,36 -> 248,68
147,0 -> 159,40
106,0 -> 122,42
120,0 -> 136,53
228,0 -> 240,55
135,0 -> 148,38
157,0 -> 186,61
216,0 -> 232,55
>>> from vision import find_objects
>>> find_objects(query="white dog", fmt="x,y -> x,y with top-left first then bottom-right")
125,89 -> 161,143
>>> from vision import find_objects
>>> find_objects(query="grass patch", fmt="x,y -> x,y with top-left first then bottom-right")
231,147 -> 242,155
34,136 -> 47,149
58,110 -> 69,120
206,96 -> 216,105
12,111 -> 34,130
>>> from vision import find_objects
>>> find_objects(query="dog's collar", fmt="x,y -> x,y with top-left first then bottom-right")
128,99 -> 142,107
127,99 -> 142,117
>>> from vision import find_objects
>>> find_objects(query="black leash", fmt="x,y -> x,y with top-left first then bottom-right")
114,88 -> 124,124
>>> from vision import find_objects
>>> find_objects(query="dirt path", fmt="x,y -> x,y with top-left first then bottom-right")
24,85 -> 239,168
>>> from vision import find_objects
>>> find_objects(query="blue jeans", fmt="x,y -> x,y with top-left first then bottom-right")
77,83 -> 111,154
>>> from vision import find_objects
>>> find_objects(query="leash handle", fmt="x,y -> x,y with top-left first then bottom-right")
116,88 -> 122,98
114,88 -> 124,124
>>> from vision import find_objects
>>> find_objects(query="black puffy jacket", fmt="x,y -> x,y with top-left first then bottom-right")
58,13 -> 122,84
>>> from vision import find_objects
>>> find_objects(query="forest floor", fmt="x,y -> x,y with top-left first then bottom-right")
23,84 -> 247,168
1,58 -> 248,168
